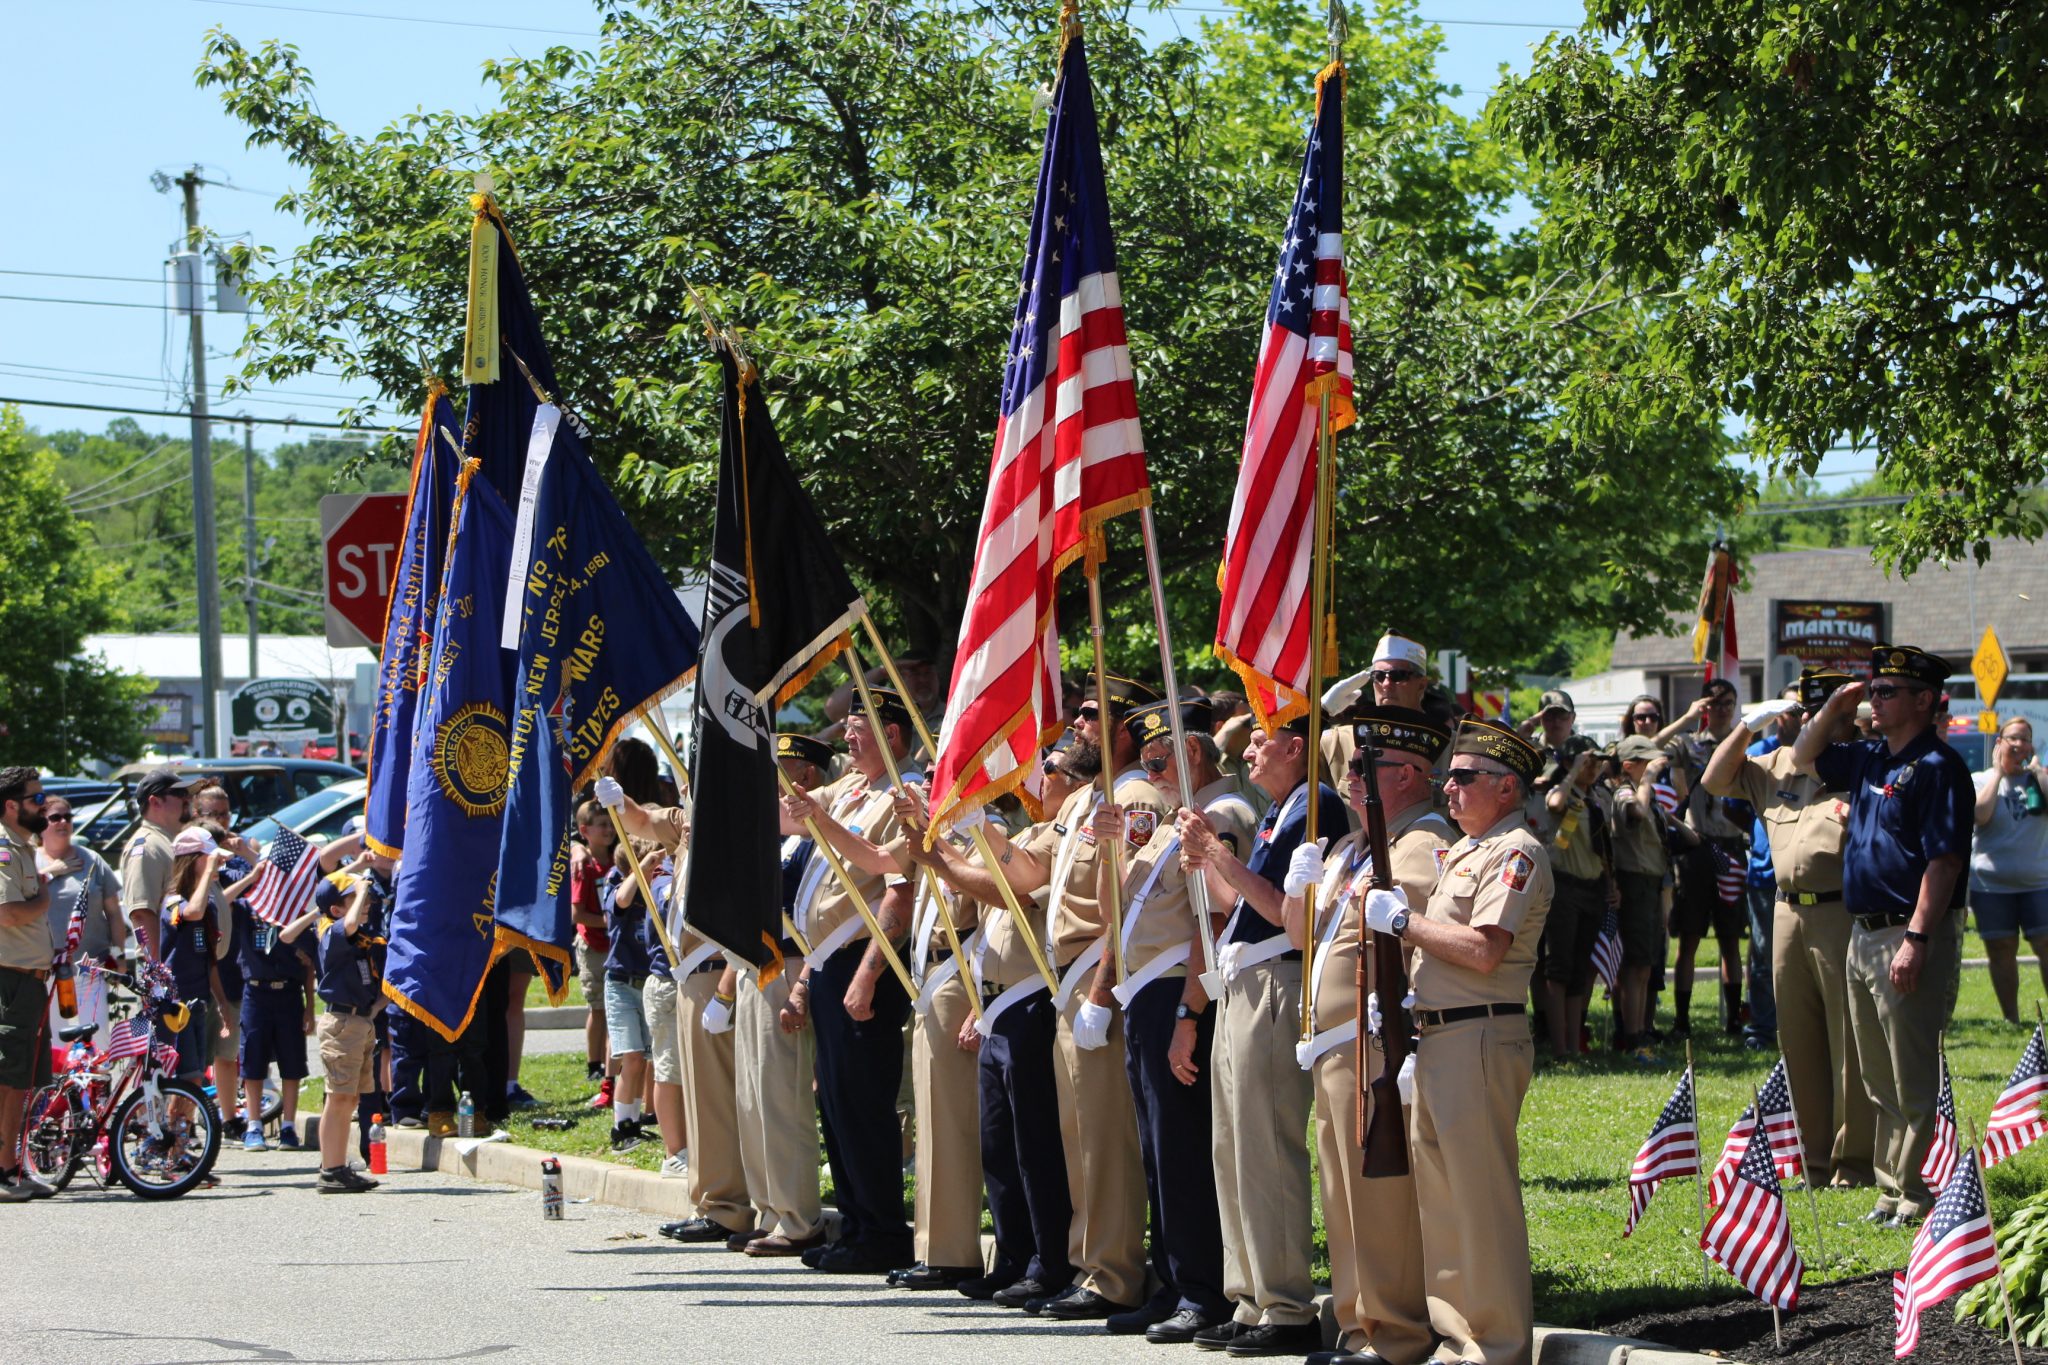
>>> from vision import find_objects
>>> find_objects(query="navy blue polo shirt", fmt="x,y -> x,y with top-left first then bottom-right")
158,897 -> 216,999
235,903 -> 312,986
1813,728 -> 1972,921
602,870 -> 654,979
316,917 -> 382,1010
1221,779 -> 1347,947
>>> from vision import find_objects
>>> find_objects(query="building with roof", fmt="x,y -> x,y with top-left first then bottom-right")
82,633 -> 376,757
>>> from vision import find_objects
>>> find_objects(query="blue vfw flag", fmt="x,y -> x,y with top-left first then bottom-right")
383,460 -> 519,1040
363,382 -> 463,859
493,406 -> 701,998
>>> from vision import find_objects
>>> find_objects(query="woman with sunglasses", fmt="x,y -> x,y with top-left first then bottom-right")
34,795 -> 125,1043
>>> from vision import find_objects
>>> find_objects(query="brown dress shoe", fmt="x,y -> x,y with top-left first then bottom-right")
746,1229 -> 830,1257
425,1112 -> 457,1138
725,1227 -> 770,1252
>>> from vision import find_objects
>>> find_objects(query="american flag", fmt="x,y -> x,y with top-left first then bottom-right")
1922,1049 -> 1959,1195
1626,1066 -> 1701,1236
1692,544 -> 1740,682
104,1017 -> 181,1070
1213,57 -> 1353,731
1983,1025 -> 2048,1168
1652,781 -> 1680,817
1592,911 -> 1622,999
1894,1148 -> 2001,1357
247,827 -> 324,928
925,26 -> 1149,833
1714,845 -> 1746,906
1710,1058 -> 1805,1204
1701,1114 -> 1803,1311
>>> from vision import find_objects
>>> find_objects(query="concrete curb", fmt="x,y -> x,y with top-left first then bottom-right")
524,1005 -> 588,1030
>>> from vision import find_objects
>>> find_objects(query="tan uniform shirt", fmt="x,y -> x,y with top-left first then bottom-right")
1609,782 -> 1669,877
1546,783 -> 1609,881
975,827 -> 1051,990
1411,812 -> 1553,1011
1117,778 -> 1257,979
883,832 -> 982,975
120,823 -> 176,926
1014,771 -> 1171,963
0,828 -> 48,971
801,770 -> 913,947
1722,747 -> 1848,894
1310,805 -> 1455,1034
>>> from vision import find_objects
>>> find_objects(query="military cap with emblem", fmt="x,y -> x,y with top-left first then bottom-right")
1798,667 -> 1855,708
1080,673 -> 1162,714
1124,701 -> 1175,748
1870,644 -> 1951,690
775,732 -> 836,769
863,687 -> 915,729
1350,704 -> 1450,764
1451,718 -> 1543,785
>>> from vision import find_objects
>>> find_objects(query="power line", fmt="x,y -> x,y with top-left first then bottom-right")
0,292 -> 262,314
188,0 -> 601,38
1,394 -> 405,433
0,268 -> 169,286
0,358 -> 385,405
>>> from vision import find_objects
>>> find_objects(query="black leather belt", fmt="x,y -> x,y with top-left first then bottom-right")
929,946 -> 953,965
606,971 -> 649,986
1779,887 -> 1843,906
325,1003 -> 379,1018
1415,1002 -> 1524,1029
248,979 -> 299,991
1853,910 -> 1914,929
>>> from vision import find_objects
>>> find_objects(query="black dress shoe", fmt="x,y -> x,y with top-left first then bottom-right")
1192,1320 -> 1244,1351
959,1269 -> 1022,1301
1148,1309 -> 1224,1344
1044,1288 -> 1136,1320
801,1242 -> 835,1269
992,1277 -> 1056,1309
662,1217 -> 737,1244
1108,1299 -> 1177,1335
1026,1282 -> 1082,1314
1226,1322 -> 1324,1357
892,1263 -> 981,1290
816,1241 -> 916,1275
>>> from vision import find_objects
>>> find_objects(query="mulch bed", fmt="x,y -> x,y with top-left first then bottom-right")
1597,1271 -> 2043,1364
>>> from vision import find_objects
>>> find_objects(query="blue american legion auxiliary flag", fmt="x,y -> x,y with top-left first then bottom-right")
493,409 -> 701,998
363,383 -> 462,858
383,461 -> 518,1040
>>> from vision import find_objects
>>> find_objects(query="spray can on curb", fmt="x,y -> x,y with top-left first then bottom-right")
541,1158 -> 564,1220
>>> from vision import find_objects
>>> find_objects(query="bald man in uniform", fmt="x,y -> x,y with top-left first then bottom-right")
1284,708 -> 1454,1365
1700,669 -> 1875,1188
1368,719 -> 1551,1365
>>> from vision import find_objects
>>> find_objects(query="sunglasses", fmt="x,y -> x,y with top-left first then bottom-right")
1444,767 -> 1507,786
1370,669 -> 1420,686
1868,684 -> 1913,701
44,811 -> 73,823
23,790 -> 46,805
1629,712 -> 1662,724
1347,752 -> 1410,776
1075,704 -> 1099,719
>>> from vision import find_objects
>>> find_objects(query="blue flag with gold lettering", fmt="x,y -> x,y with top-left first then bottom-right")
492,407 -> 700,997
364,384 -> 463,859
383,461 -> 518,1040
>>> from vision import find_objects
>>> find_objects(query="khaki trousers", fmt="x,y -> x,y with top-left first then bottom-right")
1847,914 -> 1961,1218
1054,986 -> 1147,1305
1410,1015 -> 1535,1365
914,970 -> 985,1267
1212,960 -> 1315,1327
677,971 -> 751,1231
1771,900 -> 1875,1185
1316,1033 -> 1430,1362
735,970 -> 821,1239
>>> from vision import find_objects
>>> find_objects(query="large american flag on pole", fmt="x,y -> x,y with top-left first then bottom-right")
1710,1058 -> 1805,1204
1626,1065 -> 1701,1236
246,827 -> 324,928
1982,1025 -> 2048,1168
1894,1148 -> 2001,1357
925,23 -> 1149,834
1213,57 -> 1353,732
1922,1049 -> 1960,1195
1701,1117 -> 1804,1311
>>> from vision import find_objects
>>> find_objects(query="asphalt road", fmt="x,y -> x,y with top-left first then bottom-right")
3,1145 -> 1165,1365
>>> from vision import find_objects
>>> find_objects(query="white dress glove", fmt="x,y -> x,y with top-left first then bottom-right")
1321,665 -> 1374,715
1741,697 -> 1798,731
1364,887 -> 1409,935
1284,839 -> 1328,897
1073,1000 -> 1113,1050
1366,990 -> 1383,1038
595,776 -> 625,810
701,996 -> 734,1034
1396,1052 -> 1417,1106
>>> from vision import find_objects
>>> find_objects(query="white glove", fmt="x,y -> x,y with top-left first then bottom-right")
1396,1052 -> 1417,1106
1073,1000 -> 1113,1050
1364,887 -> 1409,935
1217,941 -> 1245,984
1741,697 -> 1798,731
951,805 -> 986,834
595,776 -> 625,810
701,996 -> 734,1035
1284,839 -> 1328,896
1294,1037 -> 1315,1071
1401,990 -> 1416,1011
1366,990 -> 1383,1038
1321,665 -> 1374,715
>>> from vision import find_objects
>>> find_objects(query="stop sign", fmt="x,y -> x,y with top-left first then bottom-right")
320,492 -> 409,649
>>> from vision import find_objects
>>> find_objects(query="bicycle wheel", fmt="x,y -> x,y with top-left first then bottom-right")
260,1082 -> 282,1124
21,1082 -> 86,1192
108,1078 -> 221,1200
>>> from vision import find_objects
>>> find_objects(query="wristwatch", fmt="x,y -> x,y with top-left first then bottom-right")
1903,928 -> 1929,945
1175,1002 -> 1205,1022
1388,908 -> 1410,939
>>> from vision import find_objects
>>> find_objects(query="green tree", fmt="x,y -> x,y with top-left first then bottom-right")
198,0 -> 1740,680
1495,0 -> 2048,574
0,407 -> 153,769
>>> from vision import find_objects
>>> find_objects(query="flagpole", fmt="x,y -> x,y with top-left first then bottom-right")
1085,554 -> 1130,987
1965,1119 -> 2028,1365
857,611 -> 1059,996
842,635 -> 982,1023
774,765 -> 918,998
1688,1045 -> 1711,1291
1137,506 -> 1222,993
1299,376 -> 1339,1042
602,807 -> 689,982
1750,1080 -> 1784,1355
1784,1080 -> 1829,1270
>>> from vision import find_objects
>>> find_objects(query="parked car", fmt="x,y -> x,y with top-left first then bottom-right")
80,758 -> 361,858
239,778 -> 368,848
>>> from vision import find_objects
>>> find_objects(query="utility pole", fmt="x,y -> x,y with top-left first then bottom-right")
242,417 -> 260,679
177,167 -> 226,757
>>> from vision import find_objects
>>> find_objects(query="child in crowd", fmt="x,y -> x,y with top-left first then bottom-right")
282,863 -> 384,1194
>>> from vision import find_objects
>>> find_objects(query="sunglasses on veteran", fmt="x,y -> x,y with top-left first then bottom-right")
1370,668 -> 1421,687
1867,683 -> 1927,702
1444,767 -> 1510,787
43,810 -> 73,824
1347,750 -> 1411,778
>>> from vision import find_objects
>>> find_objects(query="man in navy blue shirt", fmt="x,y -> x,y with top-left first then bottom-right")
1178,715 -> 1347,1356
1793,644 -> 1971,1227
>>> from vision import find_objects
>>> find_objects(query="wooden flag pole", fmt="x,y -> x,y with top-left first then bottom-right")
1965,1117 -> 2028,1365
842,635 -> 980,1023
601,807 -> 687,978
1085,556 -> 1131,987
1298,375 -> 1339,1042
1688,1046 -> 1711,1291
773,764 -> 917,998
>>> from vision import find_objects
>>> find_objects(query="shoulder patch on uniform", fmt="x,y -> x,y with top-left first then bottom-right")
127,835 -> 148,854
1500,849 -> 1535,892
0,848 -> 10,865
1432,847 -> 1448,873
1125,809 -> 1158,846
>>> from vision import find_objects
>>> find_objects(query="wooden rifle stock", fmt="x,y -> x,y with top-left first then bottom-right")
1356,743 -> 1411,1178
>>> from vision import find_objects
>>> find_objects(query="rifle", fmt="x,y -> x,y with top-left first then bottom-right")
1355,741 -> 1411,1178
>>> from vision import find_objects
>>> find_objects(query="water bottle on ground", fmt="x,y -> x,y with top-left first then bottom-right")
457,1091 -> 476,1139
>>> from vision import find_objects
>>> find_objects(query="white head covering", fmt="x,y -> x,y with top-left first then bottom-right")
1372,633 -> 1427,671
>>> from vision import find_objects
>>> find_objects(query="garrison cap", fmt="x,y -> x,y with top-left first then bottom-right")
1798,667 -> 1855,709
1870,644 -> 1950,690
775,733 -> 836,769
1350,705 -> 1450,764
1451,718 -> 1542,785
1080,675 -> 1161,714
862,687 -> 914,729
1124,702 -> 1173,749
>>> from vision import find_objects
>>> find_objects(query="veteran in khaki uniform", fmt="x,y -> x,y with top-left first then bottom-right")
1088,700 -> 1256,1340
1318,634 -> 1435,829
1700,669 -> 1876,1188
1361,719 -> 1551,1365
1283,708 -> 1454,1365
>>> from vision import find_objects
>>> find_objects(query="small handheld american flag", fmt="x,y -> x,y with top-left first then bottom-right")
1591,911 -> 1622,999
1710,1058 -> 1805,1204
1893,1148 -> 2000,1357
247,827 -> 324,928
1626,1065 -> 1701,1236
1701,1112 -> 1803,1312
1921,1049 -> 1959,1196
1982,1025 -> 2048,1169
